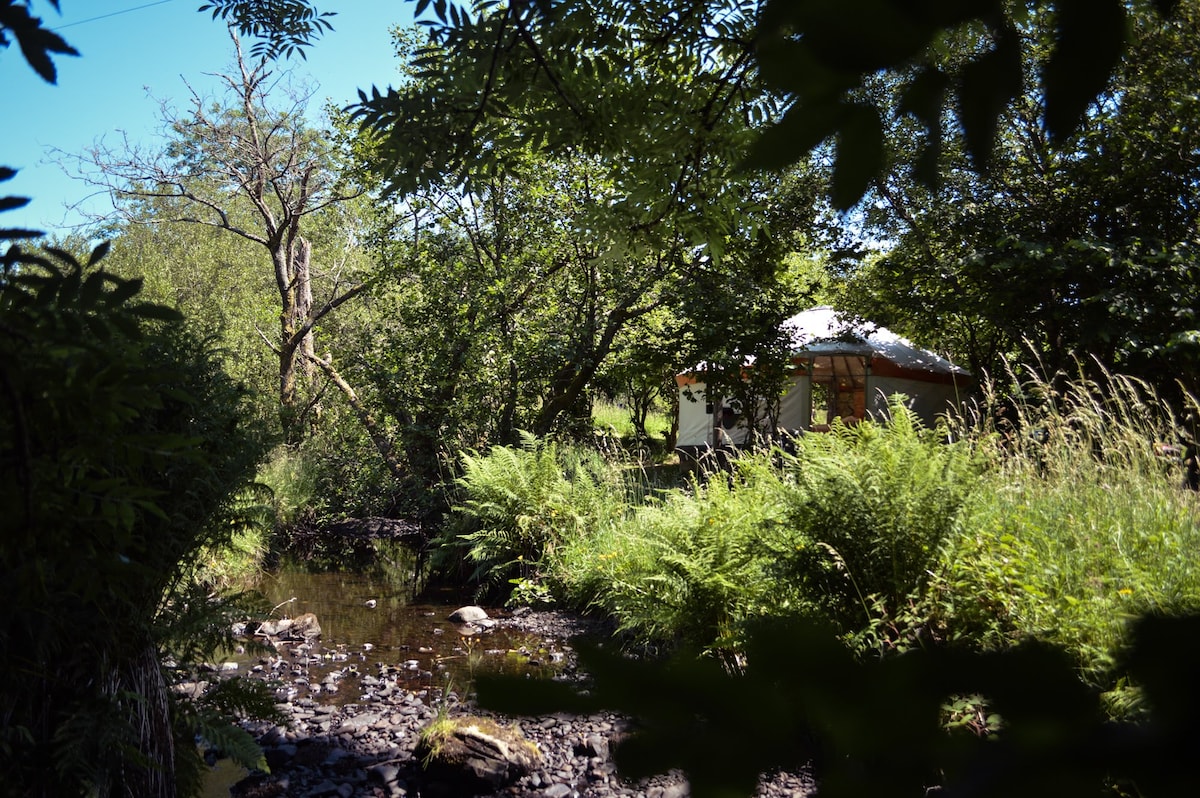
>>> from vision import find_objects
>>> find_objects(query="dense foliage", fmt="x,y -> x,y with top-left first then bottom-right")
450,377 -> 1200,709
5,3 -> 1200,793
0,242 -> 276,796
837,3 -> 1200,394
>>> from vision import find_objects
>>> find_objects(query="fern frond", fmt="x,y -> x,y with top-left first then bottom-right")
189,712 -> 269,773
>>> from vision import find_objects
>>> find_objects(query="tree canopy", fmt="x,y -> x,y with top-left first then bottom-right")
834,2 -> 1200,392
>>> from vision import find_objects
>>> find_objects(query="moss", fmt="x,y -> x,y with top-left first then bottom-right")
417,715 -> 540,768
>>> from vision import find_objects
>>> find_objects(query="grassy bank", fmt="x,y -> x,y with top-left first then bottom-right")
444,372 -> 1200,714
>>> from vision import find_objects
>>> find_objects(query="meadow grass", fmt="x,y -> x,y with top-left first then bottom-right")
592,399 -> 673,441
923,368 -> 1200,691
449,369 -> 1200,717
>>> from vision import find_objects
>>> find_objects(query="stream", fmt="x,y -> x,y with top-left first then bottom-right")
203,564 -> 572,796
244,568 -> 567,699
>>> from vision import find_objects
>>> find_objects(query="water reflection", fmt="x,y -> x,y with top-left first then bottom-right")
237,567 -> 568,708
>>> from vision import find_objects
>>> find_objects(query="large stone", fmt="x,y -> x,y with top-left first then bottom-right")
448,605 -> 489,624
414,716 -> 541,794
289,612 -> 322,639
257,612 -> 322,641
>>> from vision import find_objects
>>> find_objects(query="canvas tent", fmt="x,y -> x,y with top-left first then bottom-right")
676,306 -> 971,452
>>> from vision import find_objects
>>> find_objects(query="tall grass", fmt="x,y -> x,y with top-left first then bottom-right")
924,367 -> 1200,689
592,399 -> 673,441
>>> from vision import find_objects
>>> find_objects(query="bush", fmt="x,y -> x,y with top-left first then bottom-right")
765,399 -> 981,638
0,246 -> 273,797
443,433 -> 627,596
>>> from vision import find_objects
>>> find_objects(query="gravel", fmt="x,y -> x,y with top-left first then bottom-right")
226,609 -> 815,798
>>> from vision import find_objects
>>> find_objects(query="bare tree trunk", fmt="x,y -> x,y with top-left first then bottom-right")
294,236 -> 316,384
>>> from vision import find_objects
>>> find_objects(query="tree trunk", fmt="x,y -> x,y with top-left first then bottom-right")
306,352 -> 406,482
276,237 -> 318,443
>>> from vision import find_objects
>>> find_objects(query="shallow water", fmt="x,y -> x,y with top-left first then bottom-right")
234,567 -> 569,706
203,566 -> 570,797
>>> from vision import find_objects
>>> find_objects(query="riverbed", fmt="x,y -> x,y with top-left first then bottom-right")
202,566 -> 578,797
204,567 -> 814,797
237,569 -> 573,704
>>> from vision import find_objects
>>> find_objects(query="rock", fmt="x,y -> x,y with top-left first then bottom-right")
368,762 -> 401,785
258,612 -> 322,641
414,715 -> 541,794
335,710 -> 385,734
290,612 -> 322,639
448,606 -> 489,624
304,779 -> 340,797
577,733 -> 608,760
257,618 -> 290,636
263,744 -> 296,772
543,784 -> 573,798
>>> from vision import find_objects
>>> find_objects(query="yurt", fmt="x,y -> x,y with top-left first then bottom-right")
675,306 -> 971,454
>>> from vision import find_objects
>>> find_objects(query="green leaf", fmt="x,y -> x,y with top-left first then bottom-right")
1043,0 -> 1127,143
129,303 -> 185,322
87,240 -> 112,267
830,104 -> 883,211
80,271 -> 106,308
0,227 -> 44,240
106,276 -> 144,306
0,196 -> 31,212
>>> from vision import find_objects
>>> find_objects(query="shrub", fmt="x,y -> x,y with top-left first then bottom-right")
0,246 -> 273,796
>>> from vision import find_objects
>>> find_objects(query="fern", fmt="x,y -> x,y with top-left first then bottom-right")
768,398 -> 981,633
446,433 -> 627,593
190,713 -> 269,773
582,464 -> 782,658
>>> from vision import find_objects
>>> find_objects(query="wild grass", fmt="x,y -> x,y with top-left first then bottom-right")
446,368 -> 1200,718
921,367 -> 1200,691
592,398 -> 673,441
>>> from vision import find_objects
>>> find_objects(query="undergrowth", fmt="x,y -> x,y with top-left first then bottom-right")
446,369 -> 1200,722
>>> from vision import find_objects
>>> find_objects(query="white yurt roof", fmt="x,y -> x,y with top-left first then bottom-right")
783,306 -> 969,376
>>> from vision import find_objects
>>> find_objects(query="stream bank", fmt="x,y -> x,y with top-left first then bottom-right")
225,608 -> 815,798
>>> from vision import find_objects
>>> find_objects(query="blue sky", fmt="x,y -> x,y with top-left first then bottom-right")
2,0 -> 415,237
